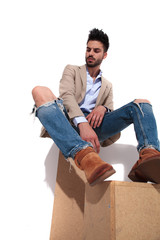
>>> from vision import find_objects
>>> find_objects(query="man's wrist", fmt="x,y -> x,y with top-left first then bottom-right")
73,116 -> 88,127
78,121 -> 90,131
104,105 -> 111,113
78,121 -> 89,127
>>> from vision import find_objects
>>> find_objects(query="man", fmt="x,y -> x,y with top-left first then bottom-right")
32,28 -> 160,186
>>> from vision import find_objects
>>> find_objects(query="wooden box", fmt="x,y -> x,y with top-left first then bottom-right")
50,152 -> 87,240
84,181 -> 160,240
50,153 -> 160,240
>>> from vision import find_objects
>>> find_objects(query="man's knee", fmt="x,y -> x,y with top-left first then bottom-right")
134,99 -> 151,104
32,86 -> 51,98
32,86 -> 57,107
32,86 -> 41,98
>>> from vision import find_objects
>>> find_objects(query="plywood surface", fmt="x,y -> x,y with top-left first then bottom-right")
50,152 -> 86,240
50,152 -> 160,240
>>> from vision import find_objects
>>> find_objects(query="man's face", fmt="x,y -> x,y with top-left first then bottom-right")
85,40 -> 107,68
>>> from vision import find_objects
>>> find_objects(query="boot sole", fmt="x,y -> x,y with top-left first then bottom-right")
128,169 -> 148,182
90,168 -> 116,186
138,157 -> 160,184
129,157 -> 160,184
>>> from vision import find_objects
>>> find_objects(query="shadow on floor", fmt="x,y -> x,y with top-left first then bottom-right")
44,143 -> 138,195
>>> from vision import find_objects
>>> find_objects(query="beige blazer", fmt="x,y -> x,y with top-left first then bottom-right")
41,64 -> 120,147
59,64 -> 114,118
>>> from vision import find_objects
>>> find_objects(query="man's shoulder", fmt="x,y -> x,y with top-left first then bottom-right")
101,75 -> 112,87
63,64 -> 86,72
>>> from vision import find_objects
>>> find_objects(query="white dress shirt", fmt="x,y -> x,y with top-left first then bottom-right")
73,68 -> 102,127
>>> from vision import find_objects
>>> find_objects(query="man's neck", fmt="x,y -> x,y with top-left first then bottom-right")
87,66 -> 101,81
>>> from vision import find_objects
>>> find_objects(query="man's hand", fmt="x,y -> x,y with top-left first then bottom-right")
78,122 -> 100,153
86,105 -> 106,128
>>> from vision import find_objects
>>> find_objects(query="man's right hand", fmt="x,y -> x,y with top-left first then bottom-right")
78,122 -> 100,153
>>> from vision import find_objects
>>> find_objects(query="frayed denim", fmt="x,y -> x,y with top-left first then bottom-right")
93,101 -> 160,152
35,99 -> 91,159
35,99 -> 160,159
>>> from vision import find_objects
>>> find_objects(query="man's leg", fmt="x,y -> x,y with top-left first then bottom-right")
94,99 -> 160,183
32,86 -> 116,185
32,86 -> 91,159
32,86 -> 58,108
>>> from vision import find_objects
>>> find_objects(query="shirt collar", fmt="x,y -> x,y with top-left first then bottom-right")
86,67 -> 102,81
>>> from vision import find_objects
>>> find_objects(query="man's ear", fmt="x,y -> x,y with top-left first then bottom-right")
103,52 -> 107,59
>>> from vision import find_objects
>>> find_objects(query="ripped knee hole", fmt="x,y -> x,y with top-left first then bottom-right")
134,99 -> 151,104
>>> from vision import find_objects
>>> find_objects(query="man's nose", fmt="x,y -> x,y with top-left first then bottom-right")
89,49 -> 94,55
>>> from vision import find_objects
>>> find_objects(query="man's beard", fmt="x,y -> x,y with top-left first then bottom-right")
85,56 -> 103,68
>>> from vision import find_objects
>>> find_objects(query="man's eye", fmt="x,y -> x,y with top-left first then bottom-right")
94,49 -> 100,53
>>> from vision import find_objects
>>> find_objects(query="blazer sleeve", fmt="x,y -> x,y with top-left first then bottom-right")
96,76 -> 114,111
103,85 -> 114,111
59,65 -> 85,119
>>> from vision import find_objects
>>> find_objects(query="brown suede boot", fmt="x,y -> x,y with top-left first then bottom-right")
74,147 -> 116,186
128,148 -> 160,183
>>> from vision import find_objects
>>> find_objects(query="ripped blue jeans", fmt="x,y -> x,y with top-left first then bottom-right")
35,99 -> 160,159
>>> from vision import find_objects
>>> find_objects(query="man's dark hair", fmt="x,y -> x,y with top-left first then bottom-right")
87,28 -> 109,52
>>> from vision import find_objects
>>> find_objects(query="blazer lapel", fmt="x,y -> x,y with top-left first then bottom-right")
79,65 -> 87,86
78,66 -> 107,106
79,65 -> 87,100
96,76 -> 107,106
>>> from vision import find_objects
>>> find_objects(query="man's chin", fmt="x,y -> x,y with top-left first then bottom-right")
86,59 -> 102,68
87,64 -> 95,68
86,62 -> 97,68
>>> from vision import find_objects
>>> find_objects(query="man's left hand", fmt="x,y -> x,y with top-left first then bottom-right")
86,105 -> 106,128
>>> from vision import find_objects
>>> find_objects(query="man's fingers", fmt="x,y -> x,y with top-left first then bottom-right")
87,113 -> 100,128
90,135 -> 100,153
90,140 -> 96,152
87,135 -> 100,153
86,106 -> 106,128
90,115 -> 97,127
87,112 -> 104,128
96,116 -> 103,128
86,113 -> 93,124
91,115 -> 103,128
94,138 -> 100,153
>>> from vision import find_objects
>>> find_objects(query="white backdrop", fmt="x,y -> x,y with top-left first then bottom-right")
1,0 -> 160,239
